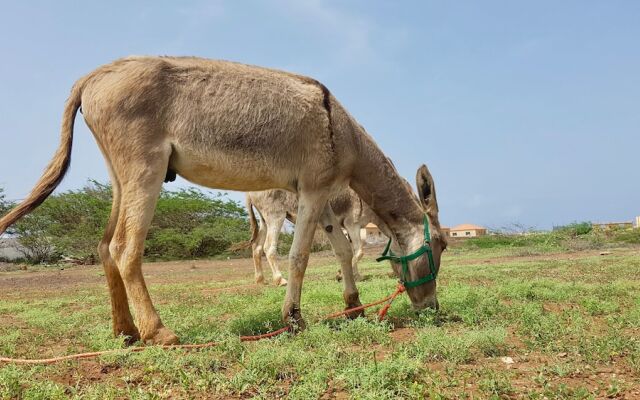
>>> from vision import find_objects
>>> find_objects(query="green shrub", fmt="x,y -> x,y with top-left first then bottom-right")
3,181 -> 251,263
459,232 -> 563,250
454,221 -> 624,253
553,221 -> 593,236
277,232 -> 294,255
613,229 -> 640,244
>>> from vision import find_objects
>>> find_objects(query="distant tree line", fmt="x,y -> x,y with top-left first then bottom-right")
0,181 -> 253,264
459,220 -> 639,251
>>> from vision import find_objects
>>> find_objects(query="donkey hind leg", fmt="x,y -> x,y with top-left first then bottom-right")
263,214 -> 287,286
97,178 -> 139,344
346,223 -> 364,282
252,222 -> 267,284
110,159 -> 178,345
320,206 -> 363,318
282,191 -> 329,330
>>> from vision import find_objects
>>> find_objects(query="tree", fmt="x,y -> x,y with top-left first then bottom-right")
145,188 -> 250,259
11,180 -> 110,263
0,187 -> 12,216
11,181 -> 251,264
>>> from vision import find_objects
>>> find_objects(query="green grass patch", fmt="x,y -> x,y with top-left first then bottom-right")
1,246 -> 639,398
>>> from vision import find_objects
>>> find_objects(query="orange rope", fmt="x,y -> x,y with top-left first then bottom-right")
324,283 -> 406,320
0,284 -> 406,365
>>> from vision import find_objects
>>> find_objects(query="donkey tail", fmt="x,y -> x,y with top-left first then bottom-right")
247,195 -> 259,244
0,81 -> 84,235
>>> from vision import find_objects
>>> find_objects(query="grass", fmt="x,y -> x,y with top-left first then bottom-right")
1,245 -> 639,398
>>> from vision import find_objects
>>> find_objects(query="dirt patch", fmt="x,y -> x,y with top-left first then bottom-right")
389,327 -> 415,343
0,262 -> 27,272
0,252 -> 347,299
0,313 -> 29,330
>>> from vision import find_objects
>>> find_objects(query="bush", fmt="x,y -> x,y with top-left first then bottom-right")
459,232 -> 563,251
455,221 -> 625,253
145,188 -> 250,260
3,181 -> 251,263
12,181 -> 112,263
277,232 -> 294,255
613,229 -> 640,244
553,221 -> 593,236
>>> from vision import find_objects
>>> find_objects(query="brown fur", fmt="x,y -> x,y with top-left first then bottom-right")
0,56 -> 445,344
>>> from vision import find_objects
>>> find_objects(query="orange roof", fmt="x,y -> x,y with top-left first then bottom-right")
450,223 -> 486,231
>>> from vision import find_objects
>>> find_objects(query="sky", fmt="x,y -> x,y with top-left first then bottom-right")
0,1 -> 638,230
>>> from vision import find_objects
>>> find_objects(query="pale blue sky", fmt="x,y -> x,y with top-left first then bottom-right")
0,1 -> 638,230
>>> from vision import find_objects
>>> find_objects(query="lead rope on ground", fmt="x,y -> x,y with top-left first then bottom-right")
0,284 -> 407,365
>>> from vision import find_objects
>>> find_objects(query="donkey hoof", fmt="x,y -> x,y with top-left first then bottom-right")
121,331 -> 141,346
145,327 -> 180,346
345,302 -> 365,320
255,275 -> 266,285
116,330 -> 141,346
288,317 -> 306,333
335,271 -> 343,282
275,277 -> 288,287
284,308 -> 306,333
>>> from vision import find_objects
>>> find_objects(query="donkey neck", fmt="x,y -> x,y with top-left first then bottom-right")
349,134 -> 425,253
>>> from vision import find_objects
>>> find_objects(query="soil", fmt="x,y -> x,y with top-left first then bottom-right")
0,251 -> 346,297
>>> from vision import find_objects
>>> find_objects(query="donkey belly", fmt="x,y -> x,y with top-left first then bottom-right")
170,144 -> 297,192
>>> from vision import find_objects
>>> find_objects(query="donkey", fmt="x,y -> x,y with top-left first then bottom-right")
0,56 -> 447,345
246,188 -> 384,286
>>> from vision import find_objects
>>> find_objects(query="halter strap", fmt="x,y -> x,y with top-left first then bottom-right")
376,215 -> 437,288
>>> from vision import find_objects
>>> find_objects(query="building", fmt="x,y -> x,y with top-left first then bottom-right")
360,223 -> 386,243
635,216 -> 640,228
449,223 -> 487,238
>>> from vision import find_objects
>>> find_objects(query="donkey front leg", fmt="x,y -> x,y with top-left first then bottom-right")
282,191 -> 328,330
320,206 -> 363,318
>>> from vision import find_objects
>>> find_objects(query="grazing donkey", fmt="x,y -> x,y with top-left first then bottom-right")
0,56 -> 447,345
246,188 -> 384,286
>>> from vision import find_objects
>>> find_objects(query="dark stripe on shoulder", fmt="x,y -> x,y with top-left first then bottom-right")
295,76 -> 335,153
318,82 -> 335,152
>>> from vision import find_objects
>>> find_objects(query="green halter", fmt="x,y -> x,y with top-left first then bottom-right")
376,215 -> 437,289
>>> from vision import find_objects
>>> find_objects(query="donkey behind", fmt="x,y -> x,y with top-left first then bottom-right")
247,188 -> 386,286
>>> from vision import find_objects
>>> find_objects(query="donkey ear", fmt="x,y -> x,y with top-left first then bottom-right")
416,164 -> 439,215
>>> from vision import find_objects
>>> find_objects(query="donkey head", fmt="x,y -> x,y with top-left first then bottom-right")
408,164 -> 446,310
383,164 -> 446,311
